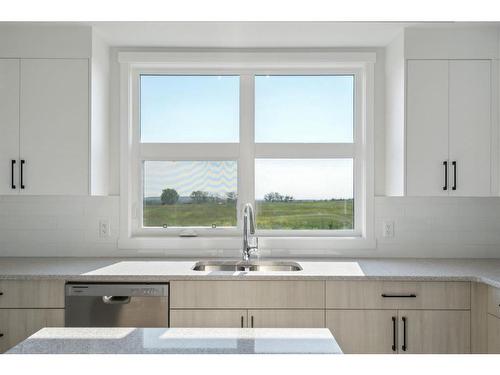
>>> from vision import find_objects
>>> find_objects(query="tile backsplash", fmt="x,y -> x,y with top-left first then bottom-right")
0,195 -> 499,258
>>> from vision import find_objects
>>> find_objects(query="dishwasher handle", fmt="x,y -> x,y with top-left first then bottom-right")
102,296 -> 131,304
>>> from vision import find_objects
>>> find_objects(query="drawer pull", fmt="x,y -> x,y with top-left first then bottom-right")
391,316 -> 396,352
381,293 -> 417,298
0,333 -> 3,338
401,316 -> 407,351
0,292 -> 3,296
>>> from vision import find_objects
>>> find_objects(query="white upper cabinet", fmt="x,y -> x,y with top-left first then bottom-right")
20,59 -> 89,195
406,59 -> 493,197
448,60 -> 491,197
0,59 -> 20,195
0,58 -> 89,195
406,60 -> 449,196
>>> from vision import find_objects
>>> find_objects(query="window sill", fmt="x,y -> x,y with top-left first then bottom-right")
117,235 -> 376,252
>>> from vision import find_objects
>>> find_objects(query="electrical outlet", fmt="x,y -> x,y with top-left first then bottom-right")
383,221 -> 395,238
99,219 -> 110,239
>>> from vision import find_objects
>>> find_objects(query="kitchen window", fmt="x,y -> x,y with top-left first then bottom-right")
119,51 -> 375,250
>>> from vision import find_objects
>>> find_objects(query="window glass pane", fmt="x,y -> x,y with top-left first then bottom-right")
140,75 -> 239,143
143,161 -> 238,227
255,75 -> 354,143
255,159 -> 353,230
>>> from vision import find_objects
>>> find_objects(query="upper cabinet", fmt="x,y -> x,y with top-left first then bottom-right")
406,59 -> 492,196
385,27 -> 499,197
0,24 -> 110,196
0,58 -> 89,195
0,59 -> 20,195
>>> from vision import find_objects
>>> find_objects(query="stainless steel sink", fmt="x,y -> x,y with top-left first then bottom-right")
192,260 -> 302,272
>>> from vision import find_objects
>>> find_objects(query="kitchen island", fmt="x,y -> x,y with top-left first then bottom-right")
6,327 -> 342,354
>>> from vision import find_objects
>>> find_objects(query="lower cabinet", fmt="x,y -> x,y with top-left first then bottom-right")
171,309 -> 324,329
488,314 -> 500,353
399,310 -> 470,354
326,310 -> 397,354
326,309 -> 470,354
0,309 -> 65,353
171,309 -> 247,328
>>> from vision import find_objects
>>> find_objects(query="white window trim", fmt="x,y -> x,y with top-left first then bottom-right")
118,50 -> 375,252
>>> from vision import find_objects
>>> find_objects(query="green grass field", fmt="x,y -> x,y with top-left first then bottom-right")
143,200 -> 353,230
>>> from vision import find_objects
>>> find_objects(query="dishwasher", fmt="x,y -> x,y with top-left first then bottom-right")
65,283 -> 169,327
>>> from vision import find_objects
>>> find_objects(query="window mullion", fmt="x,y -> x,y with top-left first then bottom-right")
238,74 -> 255,230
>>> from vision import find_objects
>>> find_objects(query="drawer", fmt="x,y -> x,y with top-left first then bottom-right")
170,281 -> 324,309
487,286 -> 500,319
0,280 -> 65,308
326,281 -> 470,310
0,309 -> 65,353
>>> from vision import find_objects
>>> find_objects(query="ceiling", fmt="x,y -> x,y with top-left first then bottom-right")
90,21 -> 413,48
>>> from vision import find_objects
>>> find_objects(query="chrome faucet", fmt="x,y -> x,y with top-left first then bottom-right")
242,203 -> 258,261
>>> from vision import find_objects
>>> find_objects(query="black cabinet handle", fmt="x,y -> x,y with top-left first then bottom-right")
402,317 -> 407,352
452,161 -> 457,191
241,316 -> 244,328
11,160 -> 16,189
251,315 -> 254,328
0,292 -> 3,296
391,316 -> 397,352
0,333 -> 4,338
381,294 -> 417,298
20,159 -> 25,189
443,161 -> 448,190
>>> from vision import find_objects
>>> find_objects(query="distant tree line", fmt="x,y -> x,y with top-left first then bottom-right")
160,188 -> 237,205
263,192 -> 294,202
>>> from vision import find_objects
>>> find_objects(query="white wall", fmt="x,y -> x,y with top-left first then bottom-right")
1,24 -> 500,258
384,32 -> 405,196
1,195 -> 500,258
90,30 -> 111,195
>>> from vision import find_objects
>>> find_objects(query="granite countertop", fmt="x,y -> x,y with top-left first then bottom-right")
6,327 -> 342,354
0,257 -> 500,288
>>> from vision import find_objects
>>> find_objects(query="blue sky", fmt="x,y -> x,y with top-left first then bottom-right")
141,75 -> 354,199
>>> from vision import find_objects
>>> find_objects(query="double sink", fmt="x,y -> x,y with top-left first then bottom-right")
193,260 -> 303,272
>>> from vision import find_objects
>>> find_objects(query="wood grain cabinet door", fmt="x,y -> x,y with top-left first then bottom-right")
487,314 -> 500,354
398,310 -> 470,354
0,309 -> 64,353
326,310 -> 398,354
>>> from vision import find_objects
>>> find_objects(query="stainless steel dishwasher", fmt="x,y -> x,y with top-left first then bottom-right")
65,283 -> 169,327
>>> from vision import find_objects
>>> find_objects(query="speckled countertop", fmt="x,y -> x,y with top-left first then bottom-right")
0,257 -> 500,287
6,327 -> 342,354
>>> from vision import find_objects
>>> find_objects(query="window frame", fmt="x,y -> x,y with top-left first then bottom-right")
118,51 -> 375,251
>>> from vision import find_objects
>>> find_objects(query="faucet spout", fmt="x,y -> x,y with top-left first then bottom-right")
242,203 -> 258,261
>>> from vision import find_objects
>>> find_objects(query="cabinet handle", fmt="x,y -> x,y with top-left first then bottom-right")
402,317 -> 407,352
381,294 -> 416,298
0,291 -> 3,296
443,161 -> 448,191
391,316 -> 397,352
452,161 -> 457,191
0,333 -> 4,338
251,315 -> 254,328
20,159 -> 25,189
11,160 -> 16,189
241,316 -> 244,328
